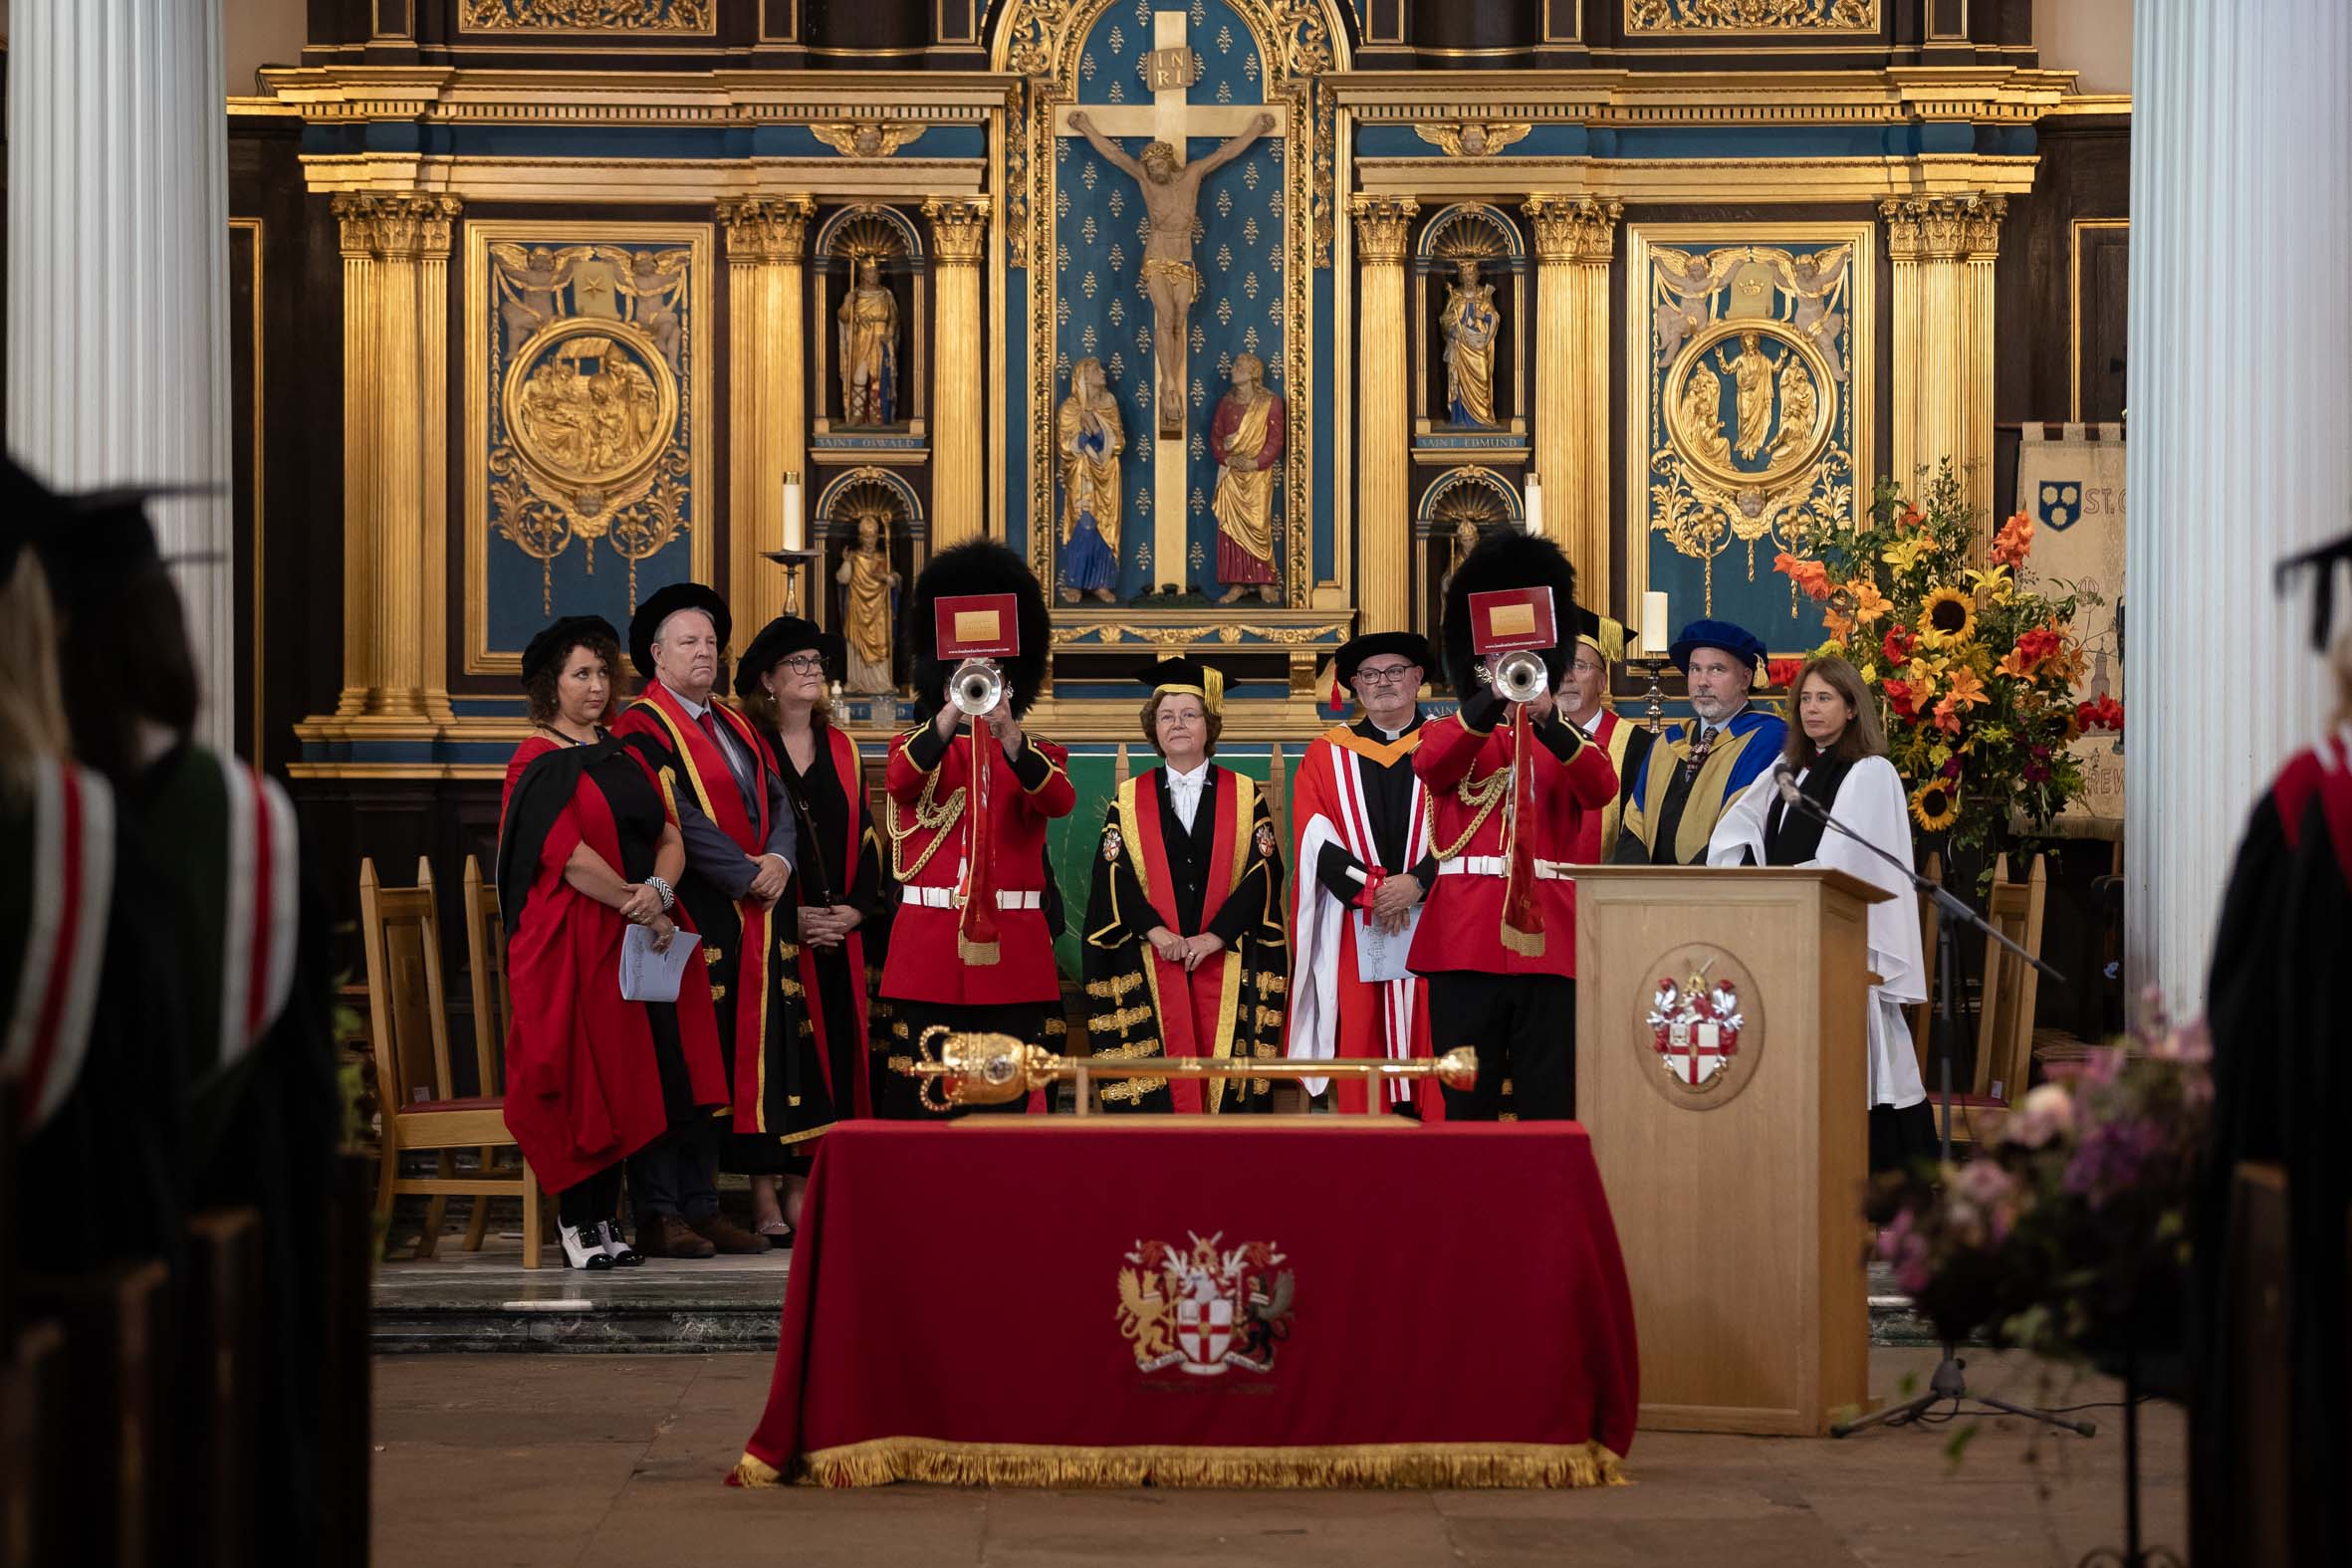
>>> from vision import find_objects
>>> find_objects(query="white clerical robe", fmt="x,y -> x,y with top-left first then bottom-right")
1706,757 -> 1930,1112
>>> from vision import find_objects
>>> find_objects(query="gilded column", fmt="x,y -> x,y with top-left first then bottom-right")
1525,196 -> 1623,593
924,198 -> 992,549
721,197 -> 815,649
1880,194 -> 2002,516
1350,196 -> 1418,635
4,0 -> 236,752
332,194 -> 461,723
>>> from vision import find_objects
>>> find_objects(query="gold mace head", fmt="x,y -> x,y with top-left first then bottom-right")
1434,1047 -> 1480,1089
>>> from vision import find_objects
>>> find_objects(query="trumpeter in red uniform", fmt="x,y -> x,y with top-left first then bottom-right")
1285,631 -> 1443,1118
880,542 -> 1075,1108
1409,530 -> 1620,1120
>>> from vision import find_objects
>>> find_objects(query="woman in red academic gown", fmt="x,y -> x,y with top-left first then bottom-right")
497,615 -> 727,1268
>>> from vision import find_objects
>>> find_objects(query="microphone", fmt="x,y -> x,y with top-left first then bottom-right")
1771,758 -> 1802,806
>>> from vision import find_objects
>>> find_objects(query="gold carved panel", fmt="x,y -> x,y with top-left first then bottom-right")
1625,0 -> 1879,32
464,221 -> 714,675
458,1 -> 716,33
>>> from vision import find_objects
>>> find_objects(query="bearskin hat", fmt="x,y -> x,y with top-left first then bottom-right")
1439,529 -> 1580,703
905,539 -> 1053,719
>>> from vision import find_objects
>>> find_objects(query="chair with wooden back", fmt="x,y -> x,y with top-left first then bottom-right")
358,856 -> 544,1267
458,855 -> 524,1251
1950,852 -> 2049,1146
1909,849 -> 1943,1081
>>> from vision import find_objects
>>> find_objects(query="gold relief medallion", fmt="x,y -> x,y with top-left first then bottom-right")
502,316 -> 680,535
1637,943 -> 1764,1110
1662,318 -> 1835,501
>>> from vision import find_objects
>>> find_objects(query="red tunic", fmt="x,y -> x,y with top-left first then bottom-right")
498,737 -> 727,1193
1407,712 -> 1619,980
880,725 -> 1075,1007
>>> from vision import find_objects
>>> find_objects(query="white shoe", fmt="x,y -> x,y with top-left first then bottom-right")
598,1221 -> 643,1267
559,1222 -> 614,1270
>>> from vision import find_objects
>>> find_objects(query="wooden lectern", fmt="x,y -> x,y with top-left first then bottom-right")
1574,865 -> 1886,1436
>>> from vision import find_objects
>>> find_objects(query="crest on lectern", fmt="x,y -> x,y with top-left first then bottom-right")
1640,945 -> 1764,1109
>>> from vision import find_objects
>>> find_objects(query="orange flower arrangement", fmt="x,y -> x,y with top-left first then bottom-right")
1771,465 -> 2099,860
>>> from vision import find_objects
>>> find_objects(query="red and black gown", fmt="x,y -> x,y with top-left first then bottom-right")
496,735 -> 727,1196
2195,726 -> 2352,1567
758,719 -> 896,1132
1080,765 -> 1288,1113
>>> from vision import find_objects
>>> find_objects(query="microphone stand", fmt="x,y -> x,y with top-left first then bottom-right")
1766,775 -> 2094,1442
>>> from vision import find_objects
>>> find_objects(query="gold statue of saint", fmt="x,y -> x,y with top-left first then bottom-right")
1714,331 -> 1776,461
1678,364 -> 1734,470
1067,110 -> 1276,438
1209,351 -> 1286,604
834,512 -> 900,695
836,257 -> 899,426
1439,259 -> 1501,429
1766,354 -> 1817,469
1056,355 -> 1124,604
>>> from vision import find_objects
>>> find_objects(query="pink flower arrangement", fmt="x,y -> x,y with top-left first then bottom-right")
1865,997 -> 2211,1365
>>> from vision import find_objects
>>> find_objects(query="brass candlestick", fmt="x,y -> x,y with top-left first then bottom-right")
760,547 -> 823,618
1637,653 -> 1669,736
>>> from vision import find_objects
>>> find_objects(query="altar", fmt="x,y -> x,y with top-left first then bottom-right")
729,1122 -> 1638,1488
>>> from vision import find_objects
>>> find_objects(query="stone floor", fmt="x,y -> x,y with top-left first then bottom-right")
373,1347 -> 2185,1567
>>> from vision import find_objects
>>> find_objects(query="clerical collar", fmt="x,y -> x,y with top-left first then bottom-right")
1355,711 -> 1423,744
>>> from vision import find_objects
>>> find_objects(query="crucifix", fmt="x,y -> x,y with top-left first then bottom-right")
1056,8 -> 1284,592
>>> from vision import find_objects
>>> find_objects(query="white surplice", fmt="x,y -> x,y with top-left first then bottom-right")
1707,756 -> 1929,1111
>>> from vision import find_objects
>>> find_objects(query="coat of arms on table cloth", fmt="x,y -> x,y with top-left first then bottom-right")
1640,944 -> 1764,1108
1116,1232 -> 1294,1377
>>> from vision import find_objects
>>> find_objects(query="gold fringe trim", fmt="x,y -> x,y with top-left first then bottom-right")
1500,920 -> 1545,959
730,1453 -> 784,1488
958,936 -> 1001,966
778,1438 -> 1627,1490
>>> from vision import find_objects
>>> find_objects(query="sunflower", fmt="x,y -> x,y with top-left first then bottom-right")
1910,779 -> 1961,832
1916,586 -> 1978,648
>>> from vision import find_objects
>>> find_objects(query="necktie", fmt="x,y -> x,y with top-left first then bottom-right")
697,710 -> 759,820
1684,725 -> 1717,779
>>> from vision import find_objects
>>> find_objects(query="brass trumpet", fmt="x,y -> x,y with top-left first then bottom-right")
899,1027 -> 1478,1114
949,657 -> 1004,717
1482,650 -> 1551,704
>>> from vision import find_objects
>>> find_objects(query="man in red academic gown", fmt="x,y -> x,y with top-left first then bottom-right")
1410,531 -> 1620,1120
1556,607 -> 1654,864
1287,631 -> 1444,1118
610,582 -> 792,1254
880,542 -> 1075,1109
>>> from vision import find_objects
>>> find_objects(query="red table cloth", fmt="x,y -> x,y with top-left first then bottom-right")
731,1122 -> 1639,1488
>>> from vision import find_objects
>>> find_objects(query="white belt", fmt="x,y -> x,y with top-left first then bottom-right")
905,886 -> 1044,910
1436,856 -> 1574,880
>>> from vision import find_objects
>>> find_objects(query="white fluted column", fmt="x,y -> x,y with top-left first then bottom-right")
5,0 -> 235,754
2129,0 -> 2352,1011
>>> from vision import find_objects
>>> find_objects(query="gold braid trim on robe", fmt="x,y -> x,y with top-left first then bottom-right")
732,1439 -> 1626,1490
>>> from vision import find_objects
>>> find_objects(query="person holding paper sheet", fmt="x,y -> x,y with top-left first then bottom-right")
1080,659 -> 1288,1113
498,615 -> 728,1269
1284,631 -> 1443,1118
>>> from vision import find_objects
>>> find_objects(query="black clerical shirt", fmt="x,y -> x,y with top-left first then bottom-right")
1313,713 -> 1440,902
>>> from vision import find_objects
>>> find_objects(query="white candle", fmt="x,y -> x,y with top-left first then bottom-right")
1523,472 -> 1543,536
1641,589 -> 1670,654
782,471 -> 805,554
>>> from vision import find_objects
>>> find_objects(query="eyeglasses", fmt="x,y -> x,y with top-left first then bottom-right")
1352,664 -> 1420,687
776,655 -> 827,673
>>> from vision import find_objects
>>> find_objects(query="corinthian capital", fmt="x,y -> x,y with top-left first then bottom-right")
719,197 -> 816,263
1349,196 -> 1420,265
1522,196 -> 1622,263
1879,194 -> 2006,262
922,198 -> 992,265
333,193 -> 462,260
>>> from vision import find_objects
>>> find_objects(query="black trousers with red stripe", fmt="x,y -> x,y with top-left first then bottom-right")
1425,971 -> 1576,1121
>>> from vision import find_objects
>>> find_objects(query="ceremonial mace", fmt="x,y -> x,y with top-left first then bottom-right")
897,1028 -> 1478,1116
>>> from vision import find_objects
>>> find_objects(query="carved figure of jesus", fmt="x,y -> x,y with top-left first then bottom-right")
1068,110 -> 1276,438
1714,332 -> 1775,461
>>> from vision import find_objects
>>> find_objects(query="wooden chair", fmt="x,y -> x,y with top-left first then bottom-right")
1908,849 -> 1943,1081
458,855 -> 527,1251
1949,853 -> 2049,1146
358,856 -> 545,1267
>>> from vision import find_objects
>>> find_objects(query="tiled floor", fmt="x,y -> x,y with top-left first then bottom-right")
372,1347 -> 2184,1567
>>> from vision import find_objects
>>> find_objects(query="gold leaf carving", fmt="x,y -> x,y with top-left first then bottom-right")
1626,0 -> 1876,32
1411,122 -> 1533,158
459,0 -> 713,32
811,122 -> 926,159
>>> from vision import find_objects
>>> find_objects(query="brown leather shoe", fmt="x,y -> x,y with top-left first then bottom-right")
636,1215 -> 715,1259
687,1212 -> 770,1255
